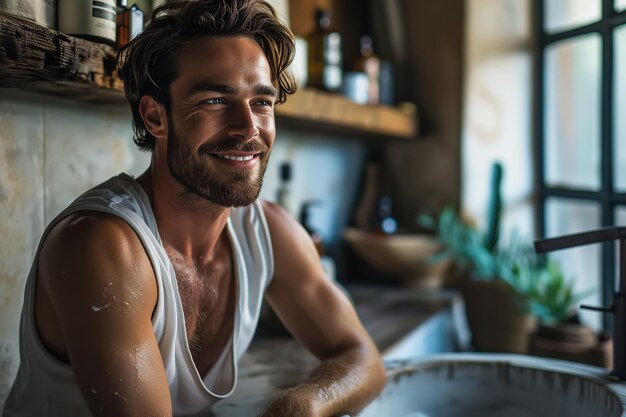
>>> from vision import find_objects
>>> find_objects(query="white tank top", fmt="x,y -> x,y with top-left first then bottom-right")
2,173 -> 274,417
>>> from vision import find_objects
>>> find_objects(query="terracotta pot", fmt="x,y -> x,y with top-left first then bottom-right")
461,279 -> 537,354
529,323 -> 613,368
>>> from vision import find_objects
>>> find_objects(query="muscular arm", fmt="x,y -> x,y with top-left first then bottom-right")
260,202 -> 386,417
38,212 -> 172,417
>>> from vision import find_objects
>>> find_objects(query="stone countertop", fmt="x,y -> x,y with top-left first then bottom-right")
208,285 -> 463,417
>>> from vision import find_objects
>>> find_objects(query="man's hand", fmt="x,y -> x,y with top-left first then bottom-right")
261,202 -> 386,417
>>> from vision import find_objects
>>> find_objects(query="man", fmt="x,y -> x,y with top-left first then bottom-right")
2,1 -> 386,416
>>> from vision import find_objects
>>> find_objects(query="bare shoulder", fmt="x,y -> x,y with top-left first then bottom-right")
261,200 -> 317,260
261,200 -> 299,233
39,210 -> 157,317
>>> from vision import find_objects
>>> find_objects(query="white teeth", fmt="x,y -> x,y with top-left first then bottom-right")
218,154 -> 254,161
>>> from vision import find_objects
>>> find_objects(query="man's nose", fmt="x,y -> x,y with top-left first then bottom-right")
226,104 -> 260,141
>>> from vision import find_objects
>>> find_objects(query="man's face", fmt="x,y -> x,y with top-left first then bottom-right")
165,36 -> 277,207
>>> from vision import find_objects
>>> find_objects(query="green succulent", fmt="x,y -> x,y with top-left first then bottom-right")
419,161 -> 591,324
419,206 -> 590,324
418,205 -> 504,281
514,260 -> 591,324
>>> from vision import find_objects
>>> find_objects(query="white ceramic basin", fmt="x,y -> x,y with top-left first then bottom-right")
357,353 -> 626,417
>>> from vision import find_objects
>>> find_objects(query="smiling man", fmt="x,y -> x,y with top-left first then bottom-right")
2,1 -> 385,417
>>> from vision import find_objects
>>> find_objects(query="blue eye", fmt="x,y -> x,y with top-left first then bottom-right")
203,98 -> 225,105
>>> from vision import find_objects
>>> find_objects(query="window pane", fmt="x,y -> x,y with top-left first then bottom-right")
615,207 -> 626,292
617,0 -> 626,12
615,25 -> 626,191
545,0 -> 601,33
617,207 -> 626,225
546,198 -> 601,330
545,34 -> 601,190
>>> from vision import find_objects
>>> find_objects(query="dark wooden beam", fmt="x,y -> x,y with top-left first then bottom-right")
0,13 -> 124,104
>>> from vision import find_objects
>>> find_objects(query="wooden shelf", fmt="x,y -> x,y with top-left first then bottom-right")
0,13 -> 122,102
277,88 -> 417,140
0,13 -> 418,140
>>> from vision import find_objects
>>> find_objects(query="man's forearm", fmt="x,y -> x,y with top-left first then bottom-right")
260,344 -> 386,417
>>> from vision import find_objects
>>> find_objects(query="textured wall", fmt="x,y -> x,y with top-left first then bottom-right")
0,90 -> 150,405
0,92 -> 45,402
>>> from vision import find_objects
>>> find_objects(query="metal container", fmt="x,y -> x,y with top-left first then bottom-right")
57,0 -> 116,45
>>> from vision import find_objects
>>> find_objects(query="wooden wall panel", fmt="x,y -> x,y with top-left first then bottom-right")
385,0 -> 465,226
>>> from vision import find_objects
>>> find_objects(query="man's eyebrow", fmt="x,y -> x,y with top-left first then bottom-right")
254,84 -> 278,97
188,83 -> 236,96
187,83 -> 277,97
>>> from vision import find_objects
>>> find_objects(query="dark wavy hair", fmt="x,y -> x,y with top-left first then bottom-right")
117,0 -> 297,151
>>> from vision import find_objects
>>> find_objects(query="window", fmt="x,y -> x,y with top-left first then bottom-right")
535,0 -> 626,330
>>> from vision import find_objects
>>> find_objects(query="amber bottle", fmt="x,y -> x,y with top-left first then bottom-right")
306,8 -> 342,92
116,0 -> 144,49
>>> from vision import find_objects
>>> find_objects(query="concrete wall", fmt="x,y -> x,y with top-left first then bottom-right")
0,89 -> 150,403
0,89 -> 365,405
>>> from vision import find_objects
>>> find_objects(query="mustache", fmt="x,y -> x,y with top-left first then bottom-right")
199,140 -> 269,155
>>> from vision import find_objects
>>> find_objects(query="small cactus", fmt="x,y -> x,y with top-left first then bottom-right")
484,162 -> 503,253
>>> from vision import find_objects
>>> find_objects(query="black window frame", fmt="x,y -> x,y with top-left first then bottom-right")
534,0 -> 626,330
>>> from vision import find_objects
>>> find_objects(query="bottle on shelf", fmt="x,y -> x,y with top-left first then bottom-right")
353,35 -> 380,105
306,8 -> 342,93
57,0 -> 117,45
116,0 -> 144,49
276,162 -> 294,216
378,60 -> 395,105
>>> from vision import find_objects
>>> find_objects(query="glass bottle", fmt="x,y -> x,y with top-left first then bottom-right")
375,194 -> 397,234
306,8 -> 342,92
353,35 -> 380,105
276,162 -> 294,216
116,0 -> 144,49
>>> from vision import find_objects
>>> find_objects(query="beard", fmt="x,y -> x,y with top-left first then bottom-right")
166,117 -> 271,207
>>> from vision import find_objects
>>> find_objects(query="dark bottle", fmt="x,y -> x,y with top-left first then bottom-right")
276,162 -> 294,216
353,159 -> 398,234
116,0 -> 144,49
378,60 -> 395,105
306,8 -> 342,92
299,201 -> 325,255
353,35 -> 380,105
375,194 -> 397,234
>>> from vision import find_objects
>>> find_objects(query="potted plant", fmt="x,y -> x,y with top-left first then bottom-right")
423,202 -> 612,361
419,162 -> 535,353
420,204 -> 537,353
520,260 -> 612,368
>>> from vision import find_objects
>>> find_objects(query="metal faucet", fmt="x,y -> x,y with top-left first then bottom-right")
534,226 -> 626,380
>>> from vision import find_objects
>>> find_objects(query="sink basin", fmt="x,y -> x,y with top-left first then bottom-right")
357,353 -> 626,417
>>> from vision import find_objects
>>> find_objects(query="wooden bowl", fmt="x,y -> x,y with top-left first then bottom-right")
343,227 -> 447,288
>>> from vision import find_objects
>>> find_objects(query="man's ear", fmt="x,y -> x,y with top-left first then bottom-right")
139,95 -> 167,140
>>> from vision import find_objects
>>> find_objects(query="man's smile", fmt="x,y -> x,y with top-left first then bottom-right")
210,151 -> 261,168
